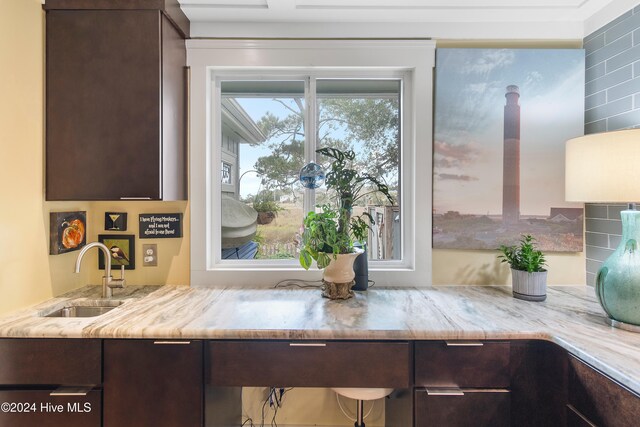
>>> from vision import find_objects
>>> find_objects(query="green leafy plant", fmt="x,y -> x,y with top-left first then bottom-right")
252,190 -> 282,214
299,147 -> 394,270
498,234 -> 547,273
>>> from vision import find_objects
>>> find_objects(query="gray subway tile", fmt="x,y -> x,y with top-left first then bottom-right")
605,11 -> 640,44
585,64 -> 632,96
585,10 -> 633,42
586,218 -> 623,234
609,234 -> 622,249
585,32 -> 605,55
585,204 -> 608,219
608,204 -> 627,219
586,244 -> 616,262
606,42 -> 640,72
606,76 -> 640,101
586,258 -> 605,274
585,231 -> 609,247
586,33 -> 632,69
635,61 -> 640,77
607,108 -> 640,129
635,93 -> 640,107
635,28 -> 640,46
586,62 -> 606,82
585,119 -> 606,134
585,91 -> 607,110
585,96 -> 632,122
586,272 -> 597,287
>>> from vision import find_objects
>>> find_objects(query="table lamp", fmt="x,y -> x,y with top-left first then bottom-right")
566,129 -> 640,331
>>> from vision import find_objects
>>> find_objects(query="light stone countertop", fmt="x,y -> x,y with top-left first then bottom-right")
0,285 -> 638,395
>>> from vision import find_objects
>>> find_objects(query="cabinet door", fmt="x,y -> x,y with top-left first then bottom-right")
104,340 -> 203,427
46,10 -> 162,200
568,355 -> 640,427
415,389 -> 510,427
0,389 -> 100,427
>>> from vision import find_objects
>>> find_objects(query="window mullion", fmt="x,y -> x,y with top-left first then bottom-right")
303,76 -> 317,215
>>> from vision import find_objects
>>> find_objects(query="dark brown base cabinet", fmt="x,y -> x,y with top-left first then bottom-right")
0,339 -> 102,427
0,338 -> 638,426
103,339 -> 203,427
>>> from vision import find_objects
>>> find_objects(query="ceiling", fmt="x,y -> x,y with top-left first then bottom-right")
180,0 -> 616,23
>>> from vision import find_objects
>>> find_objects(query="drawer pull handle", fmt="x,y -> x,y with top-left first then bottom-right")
426,388 -> 465,396
445,341 -> 484,347
153,341 -> 191,345
50,387 -> 92,396
120,197 -> 152,200
289,343 -> 326,347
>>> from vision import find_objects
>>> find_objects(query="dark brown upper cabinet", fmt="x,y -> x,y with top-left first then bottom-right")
44,0 -> 189,201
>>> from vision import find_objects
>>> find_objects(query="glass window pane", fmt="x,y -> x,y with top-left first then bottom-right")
220,80 -> 305,260
316,79 -> 401,261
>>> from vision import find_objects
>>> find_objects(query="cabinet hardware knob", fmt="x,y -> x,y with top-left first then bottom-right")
289,342 -> 327,347
153,341 -> 191,345
445,341 -> 484,347
425,388 -> 465,396
50,387 -> 92,396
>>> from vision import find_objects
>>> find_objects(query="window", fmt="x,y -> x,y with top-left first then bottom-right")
188,40 -> 435,287
218,77 -> 401,261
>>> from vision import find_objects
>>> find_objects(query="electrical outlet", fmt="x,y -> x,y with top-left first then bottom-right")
142,244 -> 158,266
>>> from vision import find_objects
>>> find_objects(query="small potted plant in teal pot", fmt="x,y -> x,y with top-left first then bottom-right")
498,234 -> 547,301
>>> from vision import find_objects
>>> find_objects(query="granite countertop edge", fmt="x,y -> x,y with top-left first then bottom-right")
0,284 -> 638,395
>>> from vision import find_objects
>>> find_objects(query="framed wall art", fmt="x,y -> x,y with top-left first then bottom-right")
50,211 -> 86,255
433,48 -> 585,252
98,234 -> 135,270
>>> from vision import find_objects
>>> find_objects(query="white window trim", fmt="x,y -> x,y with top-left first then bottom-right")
188,39 -> 435,287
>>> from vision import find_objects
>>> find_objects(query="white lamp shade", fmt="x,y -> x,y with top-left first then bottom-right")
565,129 -> 640,202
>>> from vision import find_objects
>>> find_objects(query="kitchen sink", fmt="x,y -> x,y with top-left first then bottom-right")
43,300 -> 125,318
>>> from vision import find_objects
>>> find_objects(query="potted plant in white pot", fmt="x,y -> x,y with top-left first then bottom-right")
299,147 -> 393,300
498,234 -> 548,301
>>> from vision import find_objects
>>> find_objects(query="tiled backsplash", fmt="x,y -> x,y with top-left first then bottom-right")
583,7 -> 640,286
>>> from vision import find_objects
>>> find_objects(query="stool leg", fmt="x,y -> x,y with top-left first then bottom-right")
354,399 -> 365,427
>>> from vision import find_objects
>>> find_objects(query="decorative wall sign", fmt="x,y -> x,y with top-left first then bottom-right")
50,211 -> 86,255
433,48 -> 585,252
105,212 -> 127,231
139,213 -> 183,238
98,234 -> 135,270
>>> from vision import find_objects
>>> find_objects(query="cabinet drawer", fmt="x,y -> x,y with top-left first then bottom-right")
415,388 -> 510,427
0,389 -> 100,427
568,355 -> 640,427
415,341 -> 510,388
208,340 -> 411,387
0,339 -> 101,385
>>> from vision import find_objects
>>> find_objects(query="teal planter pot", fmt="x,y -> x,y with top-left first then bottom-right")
596,209 -> 640,327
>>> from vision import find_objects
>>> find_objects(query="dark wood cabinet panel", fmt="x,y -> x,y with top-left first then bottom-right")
0,389 -> 100,427
0,339 -> 101,386
510,340 -> 567,427
103,339 -> 203,427
45,3 -> 187,200
568,355 -> 640,427
567,405 -> 597,427
415,341 -> 510,388
415,389 -> 510,427
207,340 -> 411,388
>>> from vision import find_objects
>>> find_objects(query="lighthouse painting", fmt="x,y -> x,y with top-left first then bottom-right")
433,48 -> 584,252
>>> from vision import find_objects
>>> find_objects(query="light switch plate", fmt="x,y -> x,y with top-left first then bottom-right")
142,244 -> 158,267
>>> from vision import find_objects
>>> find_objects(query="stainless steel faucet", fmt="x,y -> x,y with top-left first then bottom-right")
74,242 -> 126,298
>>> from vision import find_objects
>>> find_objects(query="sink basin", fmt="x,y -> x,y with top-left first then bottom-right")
42,300 -> 125,318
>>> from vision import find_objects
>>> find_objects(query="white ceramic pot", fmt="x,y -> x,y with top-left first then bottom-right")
323,248 -> 364,284
511,268 -> 547,302
321,248 -> 364,300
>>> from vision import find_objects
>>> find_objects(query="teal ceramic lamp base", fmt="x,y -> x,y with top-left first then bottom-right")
596,208 -> 640,331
